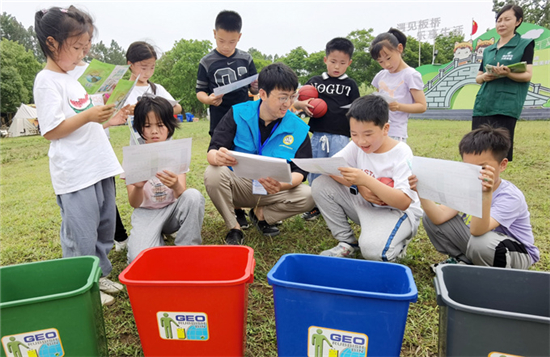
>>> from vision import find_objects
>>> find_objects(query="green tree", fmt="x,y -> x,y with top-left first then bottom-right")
0,12 -> 44,62
86,40 -> 126,65
278,46 -> 310,84
434,32 -> 466,64
247,47 -> 272,72
402,36 -> 434,68
492,0 -> 550,28
347,29 -> 378,85
153,38 -> 212,117
0,39 -> 43,112
304,51 -> 326,79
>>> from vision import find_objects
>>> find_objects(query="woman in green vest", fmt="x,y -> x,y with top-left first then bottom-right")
472,4 -> 534,161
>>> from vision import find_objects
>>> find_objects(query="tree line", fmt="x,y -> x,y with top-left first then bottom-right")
2,0 -> 548,117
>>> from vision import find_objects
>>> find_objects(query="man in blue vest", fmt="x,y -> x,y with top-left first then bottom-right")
204,63 -> 315,245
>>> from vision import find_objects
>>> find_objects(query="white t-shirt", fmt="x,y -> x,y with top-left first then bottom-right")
335,140 -> 423,230
33,69 -> 123,195
124,83 -> 177,145
372,67 -> 424,139
67,62 -> 110,138
124,83 -> 176,107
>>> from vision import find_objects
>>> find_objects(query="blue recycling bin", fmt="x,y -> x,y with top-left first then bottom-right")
185,113 -> 194,122
176,114 -> 183,122
267,254 -> 417,357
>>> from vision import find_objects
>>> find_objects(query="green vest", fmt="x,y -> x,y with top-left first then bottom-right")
473,33 -> 533,119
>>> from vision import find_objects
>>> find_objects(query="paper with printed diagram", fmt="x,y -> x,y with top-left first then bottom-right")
78,59 -> 129,94
213,74 -> 258,95
228,150 -> 292,184
412,156 -> 482,218
291,157 -> 350,176
122,138 -> 192,185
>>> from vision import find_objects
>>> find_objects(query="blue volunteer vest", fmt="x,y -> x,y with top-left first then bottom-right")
232,100 -> 309,161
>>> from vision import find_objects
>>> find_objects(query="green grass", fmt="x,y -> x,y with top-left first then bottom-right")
1,119 -> 549,356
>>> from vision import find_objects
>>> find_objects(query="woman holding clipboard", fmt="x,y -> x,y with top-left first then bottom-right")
472,4 -> 534,161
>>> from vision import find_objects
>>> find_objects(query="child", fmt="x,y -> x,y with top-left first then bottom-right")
409,125 -> 539,269
125,41 -> 182,146
66,14 -> 129,252
126,96 -> 205,263
34,6 -> 130,306
196,10 -> 259,229
294,37 -> 361,221
370,28 -> 427,142
311,95 -> 422,261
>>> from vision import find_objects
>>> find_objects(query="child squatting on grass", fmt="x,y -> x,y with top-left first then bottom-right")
34,6 -> 131,306
125,96 -> 205,263
409,125 -> 539,269
311,95 -> 422,261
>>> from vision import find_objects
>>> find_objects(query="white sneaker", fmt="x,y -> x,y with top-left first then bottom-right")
114,238 -> 128,252
99,277 -> 124,294
100,291 -> 115,306
320,242 -> 358,258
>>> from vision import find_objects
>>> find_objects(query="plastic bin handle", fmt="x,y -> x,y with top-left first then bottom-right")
433,277 -> 444,306
247,259 -> 256,284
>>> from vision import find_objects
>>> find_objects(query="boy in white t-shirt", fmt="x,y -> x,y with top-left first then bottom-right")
312,95 -> 422,261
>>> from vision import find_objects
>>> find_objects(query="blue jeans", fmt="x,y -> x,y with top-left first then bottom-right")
309,132 -> 350,184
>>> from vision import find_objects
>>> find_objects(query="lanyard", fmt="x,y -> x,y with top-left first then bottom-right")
257,105 -> 280,156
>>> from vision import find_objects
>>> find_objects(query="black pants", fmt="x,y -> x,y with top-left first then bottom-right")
472,115 -> 517,161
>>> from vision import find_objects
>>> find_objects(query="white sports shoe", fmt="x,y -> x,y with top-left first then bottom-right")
100,291 -> 115,306
114,238 -> 128,252
99,277 -> 124,294
320,242 -> 358,258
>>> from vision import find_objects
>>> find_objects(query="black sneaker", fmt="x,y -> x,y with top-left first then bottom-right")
225,229 -> 244,245
235,209 -> 249,229
301,207 -> 321,221
249,209 -> 280,237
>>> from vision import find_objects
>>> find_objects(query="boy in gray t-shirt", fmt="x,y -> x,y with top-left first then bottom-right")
409,125 -> 539,269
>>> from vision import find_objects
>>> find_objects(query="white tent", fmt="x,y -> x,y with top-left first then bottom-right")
8,104 -> 39,137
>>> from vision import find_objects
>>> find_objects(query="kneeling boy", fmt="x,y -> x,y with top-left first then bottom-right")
312,95 -> 422,261
409,125 -> 539,269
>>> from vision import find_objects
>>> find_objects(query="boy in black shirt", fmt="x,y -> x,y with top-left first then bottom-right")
294,37 -> 361,220
196,10 -> 259,228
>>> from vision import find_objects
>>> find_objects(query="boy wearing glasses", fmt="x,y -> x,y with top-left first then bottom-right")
294,38 -> 361,221
204,63 -> 315,245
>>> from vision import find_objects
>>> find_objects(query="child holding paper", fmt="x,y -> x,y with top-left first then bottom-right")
409,125 -> 539,269
34,6 -> 130,306
125,96 -> 204,263
311,95 -> 422,261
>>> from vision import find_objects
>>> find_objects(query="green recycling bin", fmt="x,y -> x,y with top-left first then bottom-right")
0,256 -> 108,357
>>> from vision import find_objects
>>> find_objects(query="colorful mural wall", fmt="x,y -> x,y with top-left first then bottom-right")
416,23 -> 550,109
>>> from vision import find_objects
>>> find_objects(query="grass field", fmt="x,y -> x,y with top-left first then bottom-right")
1,118 -> 549,356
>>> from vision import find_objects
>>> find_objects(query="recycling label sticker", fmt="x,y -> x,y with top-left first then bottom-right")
156,311 -> 209,341
308,326 -> 368,357
2,328 -> 64,357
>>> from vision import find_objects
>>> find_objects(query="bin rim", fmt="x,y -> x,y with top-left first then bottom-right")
0,256 -> 101,309
119,245 -> 255,287
434,264 -> 550,325
267,254 -> 418,302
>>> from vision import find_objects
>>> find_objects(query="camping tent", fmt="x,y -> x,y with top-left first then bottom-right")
8,104 -> 39,137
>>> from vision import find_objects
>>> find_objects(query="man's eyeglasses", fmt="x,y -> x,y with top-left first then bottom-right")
277,93 -> 298,104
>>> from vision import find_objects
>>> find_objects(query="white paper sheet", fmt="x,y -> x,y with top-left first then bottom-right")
122,138 -> 192,185
372,91 -> 397,103
227,150 -> 292,183
412,156 -> 483,218
291,157 -> 350,176
213,74 -> 258,96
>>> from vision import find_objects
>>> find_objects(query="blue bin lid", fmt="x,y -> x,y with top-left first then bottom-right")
267,254 -> 417,302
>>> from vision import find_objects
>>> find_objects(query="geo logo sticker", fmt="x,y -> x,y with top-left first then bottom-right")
308,326 -> 368,357
2,328 -> 64,357
157,312 -> 209,341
